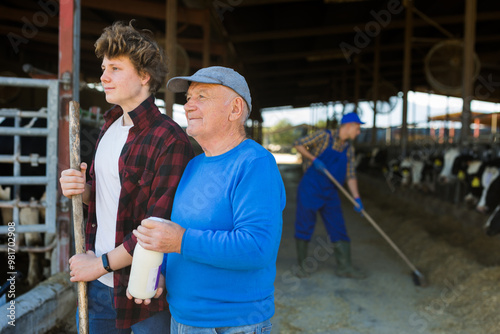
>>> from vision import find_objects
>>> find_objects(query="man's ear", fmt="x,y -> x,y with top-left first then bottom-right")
228,96 -> 245,122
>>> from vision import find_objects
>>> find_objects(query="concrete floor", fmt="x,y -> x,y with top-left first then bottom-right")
270,163 -> 465,334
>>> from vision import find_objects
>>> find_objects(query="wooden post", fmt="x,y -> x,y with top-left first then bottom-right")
203,9 -> 210,67
165,0 -> 177,118
461,0 -> 477,144
402,0 -> 413,157
69,101 -> 88,334
354,56 -> 360,113
371,35 -> 380,145
57,0 -> 74,276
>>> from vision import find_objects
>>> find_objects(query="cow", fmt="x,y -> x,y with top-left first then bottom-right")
388,149 -> 442,192
463,159 -> 485,207
383,158 -> 404,190
438,147 -> 461,183
396,157 -> 410,186
0,186 -> 12,225
476,162 -> 500,213
19,197 -> 44,287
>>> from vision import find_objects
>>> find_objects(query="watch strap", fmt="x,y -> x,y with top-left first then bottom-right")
101,253 -> 113,273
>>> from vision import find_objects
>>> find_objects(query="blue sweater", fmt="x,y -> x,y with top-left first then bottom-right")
165,139 -> 286,327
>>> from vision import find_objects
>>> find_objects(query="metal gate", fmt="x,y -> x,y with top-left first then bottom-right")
0,77 -> 59,234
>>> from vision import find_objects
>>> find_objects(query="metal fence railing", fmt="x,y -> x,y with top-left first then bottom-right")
0,77 -> 59,234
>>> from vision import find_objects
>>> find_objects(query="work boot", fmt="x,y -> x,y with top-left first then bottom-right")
295,239 -> 310,278
333,240 -> 366,279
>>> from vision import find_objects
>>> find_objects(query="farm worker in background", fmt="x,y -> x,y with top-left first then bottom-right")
293,112 -> 366,279
132,66 -> 286,333
59,21 -> 193,333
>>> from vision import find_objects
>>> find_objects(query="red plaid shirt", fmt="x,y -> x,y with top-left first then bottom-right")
85,95 -> 194,328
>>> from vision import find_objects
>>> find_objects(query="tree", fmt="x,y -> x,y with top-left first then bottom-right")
264,119 -> 304,152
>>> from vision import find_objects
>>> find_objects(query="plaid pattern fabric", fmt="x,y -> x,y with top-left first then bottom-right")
85,95 -> 194,329
294,129 -> 356,179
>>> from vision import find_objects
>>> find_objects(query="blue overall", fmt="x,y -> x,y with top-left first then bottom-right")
295,130 -> 350,242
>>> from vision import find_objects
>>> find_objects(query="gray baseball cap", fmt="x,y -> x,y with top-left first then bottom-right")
167,66 -> 252,112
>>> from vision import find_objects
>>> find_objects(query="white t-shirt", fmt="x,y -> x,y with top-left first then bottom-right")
94,115 -> 133,287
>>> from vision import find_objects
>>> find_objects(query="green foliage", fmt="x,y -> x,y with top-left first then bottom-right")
315,119 -> 327,129
264,119 -> 300,146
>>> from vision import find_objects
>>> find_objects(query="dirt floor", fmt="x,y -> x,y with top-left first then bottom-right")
271,163 -> 500,334
47,162 -> 500,333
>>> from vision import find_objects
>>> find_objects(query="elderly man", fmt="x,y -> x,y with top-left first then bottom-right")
294,112 -> 366,279
132,66 -> 286,333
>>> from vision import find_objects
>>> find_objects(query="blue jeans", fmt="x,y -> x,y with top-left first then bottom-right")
170,316 -> 272,334
77,280 -> 170,334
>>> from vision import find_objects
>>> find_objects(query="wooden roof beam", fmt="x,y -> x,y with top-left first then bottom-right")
230,11 -> 500,43
82,0 -> 207,26
242,43 -> 402,64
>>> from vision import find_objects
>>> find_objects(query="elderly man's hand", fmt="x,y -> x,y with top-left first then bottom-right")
134,218 -> 185,254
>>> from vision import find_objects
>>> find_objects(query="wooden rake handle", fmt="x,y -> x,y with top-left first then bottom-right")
321,168 -> 420,274
69,100 -> 89,334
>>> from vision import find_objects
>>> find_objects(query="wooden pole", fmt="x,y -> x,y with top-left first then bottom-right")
165,0 -> 177,118
461,0 -> 477,144
57,0 -> 74,275
202,9 -> 210,67
69,101 -> 88,334
371,35 -> 380,145
402,0 -> 413,157
354,56 -> 360,113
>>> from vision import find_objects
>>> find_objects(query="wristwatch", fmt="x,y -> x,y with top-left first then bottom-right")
101,253 -> 113,273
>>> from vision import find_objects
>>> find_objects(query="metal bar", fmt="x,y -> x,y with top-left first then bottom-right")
0,238 -> 57,253
0,200 -> 45,209
0,155 -> 47,164
0,128 -> 49,136
0,176 -> 48,185
46,79 -> 59,235
0,109 -> 48,118
0,79 -> 58,237
0,224 -> 50,234
0,77 -> 56,88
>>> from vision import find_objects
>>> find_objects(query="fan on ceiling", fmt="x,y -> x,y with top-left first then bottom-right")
424,39 -> 481,96
365,80 -> 399,114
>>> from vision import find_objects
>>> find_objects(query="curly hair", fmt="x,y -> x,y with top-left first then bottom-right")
95,20 -> 168,94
